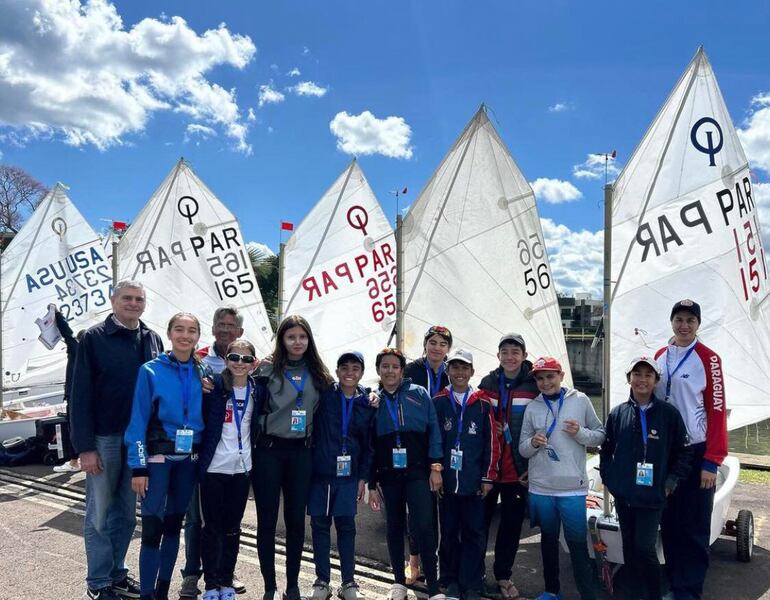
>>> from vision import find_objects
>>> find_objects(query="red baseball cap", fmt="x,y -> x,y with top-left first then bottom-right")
530,356 -> 563,375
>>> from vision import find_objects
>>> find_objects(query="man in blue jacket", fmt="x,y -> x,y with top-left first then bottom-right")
308,351 -> 374,600
71,280 -> 163,600
434,349 -> 499,600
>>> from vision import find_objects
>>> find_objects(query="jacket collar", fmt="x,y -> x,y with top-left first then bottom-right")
104,313 -> 149,336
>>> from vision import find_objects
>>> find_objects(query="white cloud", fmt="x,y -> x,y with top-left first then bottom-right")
302,46 -> 310,55
329,110 -> 413,159
267,126 -> 274,134
247,108 -> 256,121
290,81 -> 328,97
247,241 -> 275,257
541,217 -> 603,296
0,0 -> 256,153
738,93 -> 770,174
258,83 -> 285,107
270,63 -> 279,72
548,102 -> 573,113
185,123 -> 215,138
530,178 -> 583,204
573,153 -> 621,180
287,67 -> 301,77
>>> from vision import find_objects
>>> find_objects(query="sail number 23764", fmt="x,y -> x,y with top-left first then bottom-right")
518,234 -> 551,296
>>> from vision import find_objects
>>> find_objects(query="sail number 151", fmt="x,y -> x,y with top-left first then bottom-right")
518,234 -> 551,296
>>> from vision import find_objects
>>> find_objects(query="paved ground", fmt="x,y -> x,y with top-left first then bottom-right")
1,464 -> 769,599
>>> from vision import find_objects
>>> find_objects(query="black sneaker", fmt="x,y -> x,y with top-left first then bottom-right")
113,576 -> 142,598
88,588 -> 121,600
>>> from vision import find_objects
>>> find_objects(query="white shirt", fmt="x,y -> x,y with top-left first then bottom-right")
207,385 -> 254,474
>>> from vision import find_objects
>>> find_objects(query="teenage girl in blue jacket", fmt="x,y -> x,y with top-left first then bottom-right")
125,313 -> 207,600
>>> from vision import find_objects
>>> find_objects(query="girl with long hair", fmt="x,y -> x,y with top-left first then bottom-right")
253,315 -> 334,600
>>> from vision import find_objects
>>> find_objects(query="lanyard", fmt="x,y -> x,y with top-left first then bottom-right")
383,389 -> 402,447
177,359 -> 193,429
451,386 -> 470,450
425,359 -> 445,397
284,368 -> 309,409
638,403 -> 649,462
665,345 -> 695,400
231,382 -> 251,453
543,389 -> 565,439
497,371 -> 509,420
340,389 -> 356,455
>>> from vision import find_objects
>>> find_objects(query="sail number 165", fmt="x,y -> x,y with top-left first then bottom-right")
518,234 -> 551,296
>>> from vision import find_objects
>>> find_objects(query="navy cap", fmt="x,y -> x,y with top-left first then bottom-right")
337,351 -> 365,369
670,299 -> 701,323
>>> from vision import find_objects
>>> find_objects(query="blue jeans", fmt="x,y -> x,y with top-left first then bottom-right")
529,493 -> 596,600
311,515 -> 356,584
84,435 -> 137,590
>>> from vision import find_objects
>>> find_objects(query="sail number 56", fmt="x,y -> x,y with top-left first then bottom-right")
518,235 -> 551,296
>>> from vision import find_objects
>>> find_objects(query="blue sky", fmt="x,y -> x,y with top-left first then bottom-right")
2,0 -> 770,295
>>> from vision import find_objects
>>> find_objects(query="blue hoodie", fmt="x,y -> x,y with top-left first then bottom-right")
125,352 -> 206,475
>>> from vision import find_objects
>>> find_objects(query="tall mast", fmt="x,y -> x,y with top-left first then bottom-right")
277,242 -> 286,324
602,181 -> 613,517
395,213 -> 404,352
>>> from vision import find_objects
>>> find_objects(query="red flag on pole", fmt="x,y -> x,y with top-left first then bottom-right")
281,221 -> 294,231
112,221 -> 127,231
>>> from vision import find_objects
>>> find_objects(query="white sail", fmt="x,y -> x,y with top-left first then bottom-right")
116,159 -> 273,356
102,229 -> 116,263
1,184 -> 113,388
282,160 -> 395,375
610,48 -> 770,429
401,107 -> 571,383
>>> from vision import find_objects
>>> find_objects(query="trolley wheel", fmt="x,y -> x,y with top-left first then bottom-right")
42,452 -> 58,466
736,509 -> 754,562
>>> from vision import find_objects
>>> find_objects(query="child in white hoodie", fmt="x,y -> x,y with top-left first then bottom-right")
519,357 -> 605,600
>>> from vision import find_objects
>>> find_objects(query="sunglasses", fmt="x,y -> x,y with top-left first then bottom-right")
226,353 -> 257,364
379,347 -> 404,357
426,325 -> 451,337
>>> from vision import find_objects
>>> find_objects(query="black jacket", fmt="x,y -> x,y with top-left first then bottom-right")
404,358 -> 448,398
599,394 -> 693,509
312,384 -> 375,482
199,373 -> 268,476
70,315 -> 163,453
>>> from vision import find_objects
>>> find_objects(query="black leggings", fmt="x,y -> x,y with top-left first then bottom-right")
200,472 -> 251,590
252,441 -> 312,593
381,477 -> 440,596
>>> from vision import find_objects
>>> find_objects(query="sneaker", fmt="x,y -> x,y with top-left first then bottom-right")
386,584 -> 408,600
54,461 -> 80,472
283,588 -> 302,600
219,588 -> 236,600
262,592 -> 279,600
179,576 -> 201,599
232,577 -> 246,595
87,588 -> 121,600
427,595 -> 446,600
202,592 -> 220,600
310,580 -> 332,600
337,581 -> 362,600
534,594 -> 562,600
444,583 -> 460,600
497,580 -> 519,600
113,576 -> 141,598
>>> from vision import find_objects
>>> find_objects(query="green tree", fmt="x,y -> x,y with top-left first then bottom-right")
249,244 -> 279,329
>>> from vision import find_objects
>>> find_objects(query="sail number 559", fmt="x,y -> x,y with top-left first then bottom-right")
518,234 -> 551,296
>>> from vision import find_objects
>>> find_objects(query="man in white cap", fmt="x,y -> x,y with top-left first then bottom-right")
600,356 -> 692,600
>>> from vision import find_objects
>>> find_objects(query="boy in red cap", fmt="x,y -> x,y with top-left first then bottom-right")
519,357 -> 605,600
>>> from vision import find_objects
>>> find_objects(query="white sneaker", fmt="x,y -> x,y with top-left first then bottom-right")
386,584 -> 408,600
428,595 -> 446,600
54,462 -> 80,473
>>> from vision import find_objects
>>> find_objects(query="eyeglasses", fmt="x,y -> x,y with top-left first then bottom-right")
226,353 -> 257,364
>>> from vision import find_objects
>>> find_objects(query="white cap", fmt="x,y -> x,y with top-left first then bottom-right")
625,355 -> 661,376
447,348 -> 473,365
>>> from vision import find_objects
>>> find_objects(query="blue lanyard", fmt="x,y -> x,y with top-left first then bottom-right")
383,389 -> 402,447
544,389 -> 565,439
177,359 -> 193,429
340,388 -> 356,455
638,403 -> 649,462
284,368 -> 309,409
231,382 -> 251,453
425,359 -> 445,397
665,346 -> 695,400
497,371 -> 509,420
451,386 -> 470,450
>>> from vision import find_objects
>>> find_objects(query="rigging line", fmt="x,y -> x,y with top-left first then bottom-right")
283,160 -> 356,315
1,186 -> 61,318
611,54 -> 701,305
129,159 -> 185,280
404,311 -> 496,360
403,115 -> 482,315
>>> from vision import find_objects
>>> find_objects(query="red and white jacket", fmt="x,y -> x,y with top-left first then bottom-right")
654,339 -> 728,471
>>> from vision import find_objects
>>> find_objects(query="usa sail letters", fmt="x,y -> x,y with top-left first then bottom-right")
24,245 -> 112,321
134,225 -> 256,301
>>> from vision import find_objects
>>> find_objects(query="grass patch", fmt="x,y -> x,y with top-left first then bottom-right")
739,468 -> 770,485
